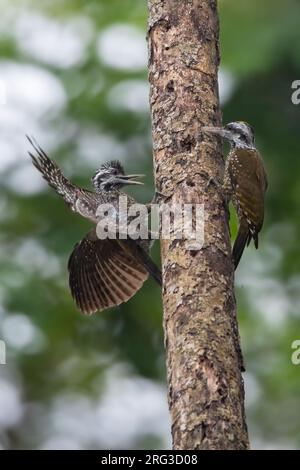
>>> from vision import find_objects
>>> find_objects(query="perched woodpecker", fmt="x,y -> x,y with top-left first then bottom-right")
27,136 -> 161,314
202,121 -> 268,269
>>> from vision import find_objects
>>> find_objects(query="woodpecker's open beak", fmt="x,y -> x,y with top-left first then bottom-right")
114,174 -> 145,185
202,126 -> 232,141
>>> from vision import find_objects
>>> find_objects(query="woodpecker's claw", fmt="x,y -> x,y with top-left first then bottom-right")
204,174 -> 223,195
145,191 -> 169,213
205,175 -> 229,220
147,191 -> 169,208
153,191 -> 169,203
206,176 -> 221,191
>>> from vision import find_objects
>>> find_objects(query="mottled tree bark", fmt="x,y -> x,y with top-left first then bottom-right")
147,0 -> 249,450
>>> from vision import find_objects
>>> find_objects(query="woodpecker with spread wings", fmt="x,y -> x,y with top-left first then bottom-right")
27,136 -> 161,314
202,122 -> 268,269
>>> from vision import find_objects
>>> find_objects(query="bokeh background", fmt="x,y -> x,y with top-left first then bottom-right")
0,0 -> 299,450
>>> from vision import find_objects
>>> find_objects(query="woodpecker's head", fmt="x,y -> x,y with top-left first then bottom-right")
203,121 -> 255,149
92,160 -> 144,191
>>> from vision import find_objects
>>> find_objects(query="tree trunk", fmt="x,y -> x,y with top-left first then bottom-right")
147,0 -> 249,450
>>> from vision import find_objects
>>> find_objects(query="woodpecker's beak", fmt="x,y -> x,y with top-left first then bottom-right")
114,174 -> 145,185
202,126 -> 232,141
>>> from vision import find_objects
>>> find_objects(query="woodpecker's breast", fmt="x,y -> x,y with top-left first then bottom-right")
228,147 -> 267,234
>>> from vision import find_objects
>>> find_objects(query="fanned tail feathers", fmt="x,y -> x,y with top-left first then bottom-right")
68,232 -> 152,315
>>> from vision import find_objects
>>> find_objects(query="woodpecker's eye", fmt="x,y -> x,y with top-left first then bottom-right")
239,133 -> 247,142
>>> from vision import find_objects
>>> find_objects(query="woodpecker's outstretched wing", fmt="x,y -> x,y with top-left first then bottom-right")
68,230 -> 151,314
27,136 -> 77,208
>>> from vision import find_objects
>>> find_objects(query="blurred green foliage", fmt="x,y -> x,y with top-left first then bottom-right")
0,0 -> 299,450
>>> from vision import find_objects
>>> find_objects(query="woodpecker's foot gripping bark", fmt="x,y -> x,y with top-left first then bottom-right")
146,190 -> 169,212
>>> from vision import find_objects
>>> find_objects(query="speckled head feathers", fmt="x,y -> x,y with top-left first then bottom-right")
92,160 -> 124,191
98,160 -> 125,175
203,121 -> 255,149
92,160 -> 144,192
224,121 -> 255,148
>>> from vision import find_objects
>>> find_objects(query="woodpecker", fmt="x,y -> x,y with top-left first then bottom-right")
202,121 -> 268,269
27,136 -> 161,314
